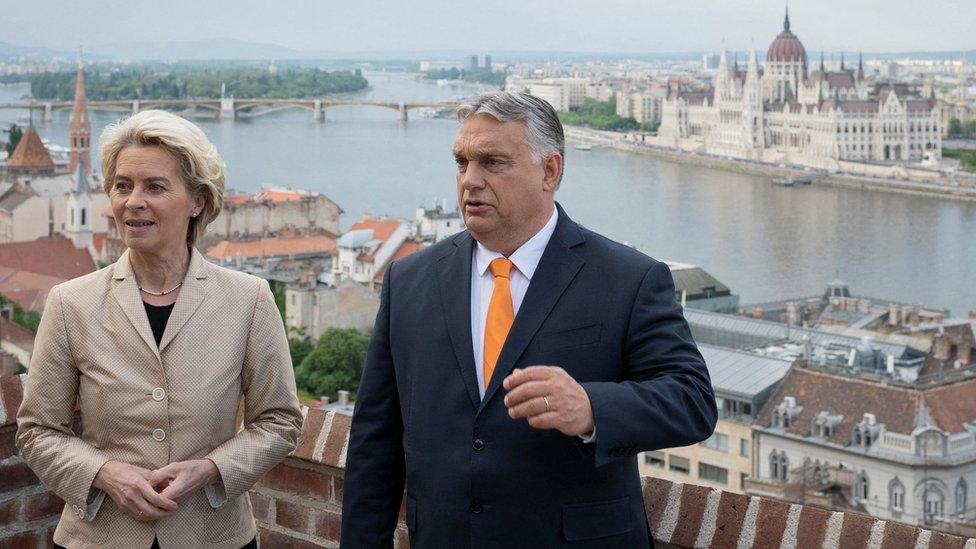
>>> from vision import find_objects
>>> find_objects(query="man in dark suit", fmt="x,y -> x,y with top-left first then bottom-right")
341,91 -> 716,548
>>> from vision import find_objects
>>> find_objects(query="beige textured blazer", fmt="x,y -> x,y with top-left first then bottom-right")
16,248 -> 304,549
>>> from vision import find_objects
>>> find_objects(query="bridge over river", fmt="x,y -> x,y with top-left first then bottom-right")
0,97 -> 460,122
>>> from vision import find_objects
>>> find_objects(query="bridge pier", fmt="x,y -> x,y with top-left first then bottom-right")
132,100 -> 140,114
220,97 -> 236,120
313,99 -> 324,122
398,102 -> 407,122
42,103 -> 53,123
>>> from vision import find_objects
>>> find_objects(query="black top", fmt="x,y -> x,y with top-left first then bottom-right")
143,301 -> 175,346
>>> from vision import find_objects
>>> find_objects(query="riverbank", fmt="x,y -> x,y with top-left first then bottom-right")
565,126 -> 976,202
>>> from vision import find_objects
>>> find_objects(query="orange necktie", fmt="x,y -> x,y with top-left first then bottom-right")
483,258 -> 515,390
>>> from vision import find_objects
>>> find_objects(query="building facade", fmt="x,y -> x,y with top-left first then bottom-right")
658,10 -> 942,167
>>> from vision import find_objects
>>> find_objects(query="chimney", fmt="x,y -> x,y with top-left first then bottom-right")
888,303 -> 900,326
786,302 -> 799,325
752,307 -> 764,319
319,396 -> 330,407
957,342 -> 972,366
784,396 -> 797,408
863,413 -> 876,425
858,299 -> 871,314
338,390 -> 350,407
932,335 -> 951,361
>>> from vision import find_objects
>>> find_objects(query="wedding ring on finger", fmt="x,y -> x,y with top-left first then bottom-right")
543,396 -> 551,413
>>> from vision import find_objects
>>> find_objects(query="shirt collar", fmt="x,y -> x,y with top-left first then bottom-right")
475,205 -> 558,280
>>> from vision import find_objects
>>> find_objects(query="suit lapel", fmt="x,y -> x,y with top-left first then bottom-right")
110,251 -> 161,363
437,232 -> 482,409
479,205 -> 586,414
159,248 -> 209,353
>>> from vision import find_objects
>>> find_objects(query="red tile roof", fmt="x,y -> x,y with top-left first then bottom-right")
373,240 -> 423,283
205,234 -> 337,261
1,317 -> 35,349
757,366 -> 976,442
0,237 -> 95,281
0,267 -> 63,311
350,219 -> 401,244
7,127 -> 54,170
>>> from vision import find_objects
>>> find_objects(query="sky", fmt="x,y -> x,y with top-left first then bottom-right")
2,0 -> 974,56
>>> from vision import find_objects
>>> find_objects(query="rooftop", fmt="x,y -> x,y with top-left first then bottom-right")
206,234 -> 337,262
699,343 -> 792,400
0,237 -> 95,282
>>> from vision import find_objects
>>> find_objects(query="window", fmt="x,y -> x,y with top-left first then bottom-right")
889,478 -> 905,511
81,208 -> 87,226
957,479 -> 968,515
644,451 -> 665,468
925,487 -> 945,521
854,471 -> 869,500
740,438 -> 750,458
669,456 -> 690,475
740,473 -> 749,489
698,463 -> 728,485
700,433 -> 728,452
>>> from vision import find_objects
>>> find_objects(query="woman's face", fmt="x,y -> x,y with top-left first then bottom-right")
110,145 -> 204,256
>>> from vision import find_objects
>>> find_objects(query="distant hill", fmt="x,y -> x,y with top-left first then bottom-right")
0,41 -> 72,59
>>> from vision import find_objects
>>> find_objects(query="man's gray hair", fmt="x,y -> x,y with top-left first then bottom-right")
456,91 -> 565,169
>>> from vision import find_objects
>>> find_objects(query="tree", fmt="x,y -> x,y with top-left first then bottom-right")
5,124 -> 22,157
0,294 -> 41,332
287,325 -> 314,370
948,118 -> 963,136
294,328 -> 370,400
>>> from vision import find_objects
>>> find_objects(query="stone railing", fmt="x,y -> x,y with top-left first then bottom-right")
1,374 -> 973,548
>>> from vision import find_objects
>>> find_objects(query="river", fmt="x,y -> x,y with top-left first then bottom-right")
1,72 -> 973,314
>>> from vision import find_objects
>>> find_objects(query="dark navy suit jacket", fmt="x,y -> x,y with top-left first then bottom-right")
342,204 -> 717,548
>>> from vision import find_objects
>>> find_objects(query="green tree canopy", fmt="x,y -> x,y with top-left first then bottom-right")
5,124 -> 23,157
294,328 -> 370,400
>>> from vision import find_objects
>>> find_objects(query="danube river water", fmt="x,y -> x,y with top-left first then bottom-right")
2,72 -> 974,313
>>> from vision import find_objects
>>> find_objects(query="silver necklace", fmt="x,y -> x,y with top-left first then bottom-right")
138,281 -> 183,296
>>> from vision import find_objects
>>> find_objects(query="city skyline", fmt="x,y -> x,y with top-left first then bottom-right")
2,0 -> 974,58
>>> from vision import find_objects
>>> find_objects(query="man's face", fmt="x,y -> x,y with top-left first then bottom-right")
453,114 -> 559,253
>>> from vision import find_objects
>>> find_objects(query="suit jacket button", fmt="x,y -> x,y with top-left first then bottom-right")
470,503 -> 483,514
472,439 -> 485,451
152,428 -> 166,441
152,388 -> 166,401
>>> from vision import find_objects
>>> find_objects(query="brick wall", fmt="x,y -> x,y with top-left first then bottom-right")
1,375 -> 62,549
2,373 -> 973,548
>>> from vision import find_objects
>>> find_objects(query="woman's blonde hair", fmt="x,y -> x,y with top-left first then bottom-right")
99,109 -> 226,245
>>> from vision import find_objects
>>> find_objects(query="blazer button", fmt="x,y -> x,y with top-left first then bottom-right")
470,503 -> 483,514
472,439 -> 485,451
152,428 -> 166,441
152,388 -> 166,401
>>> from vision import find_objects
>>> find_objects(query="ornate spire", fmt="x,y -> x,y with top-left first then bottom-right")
840,51 -> 846,71
69,46 -> 91,176
820,51 -> 825,73
857,51 -> 865,81
784,5 -> 791,32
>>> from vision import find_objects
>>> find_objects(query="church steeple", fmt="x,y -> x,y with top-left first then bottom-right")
69,46 -> 91,176
857,51 -> 865,81
820,51 -> 825,73
840,51 -> 846,72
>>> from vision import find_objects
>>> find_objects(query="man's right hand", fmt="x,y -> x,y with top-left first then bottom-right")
92,460 -> 178,521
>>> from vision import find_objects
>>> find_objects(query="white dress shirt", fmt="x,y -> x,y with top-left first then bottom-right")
470,206 -> 558,396
468,206 -> 596,442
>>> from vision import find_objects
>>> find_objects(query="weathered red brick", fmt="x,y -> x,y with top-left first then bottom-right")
928,531 -> 968,549
318,413 -> 352,467
752,497 -> 791,548
0,495 -> 22,524
292,409 -> 326,461
0,428 -> 18,460
880,520 -> 918,549
24,490 -> 63,521
258,463 -> 331,502
312,507 -> 342,541
795,505 -> 831,548
838,513 -> 875,547
0,530 -> 40,549
644,477 -> 674,536
669,483 -> 709,547
275,498 -> 311,533
712,491 -> 750,547
394,526 -> 410,549
0,461 -> 39,493
258,528 -> 321,549
249,490 -> 273,523
333,476 -> 343,504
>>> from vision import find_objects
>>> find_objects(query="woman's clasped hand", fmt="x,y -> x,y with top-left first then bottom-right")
92,459 -> 220,521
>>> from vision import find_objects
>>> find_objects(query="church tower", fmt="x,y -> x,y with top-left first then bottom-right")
69,50 -> 91,176
66,162 -> 93,250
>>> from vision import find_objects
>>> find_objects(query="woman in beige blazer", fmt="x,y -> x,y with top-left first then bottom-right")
16,110 -> 303,549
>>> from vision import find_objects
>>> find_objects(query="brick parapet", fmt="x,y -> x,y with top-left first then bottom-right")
2,377 -> 973,547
